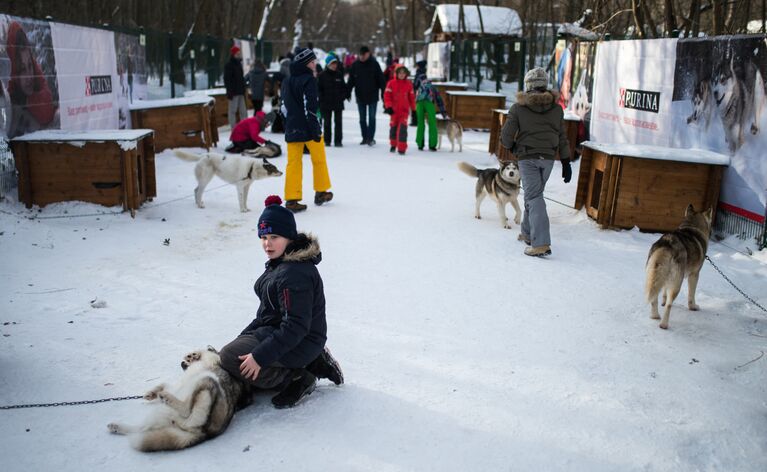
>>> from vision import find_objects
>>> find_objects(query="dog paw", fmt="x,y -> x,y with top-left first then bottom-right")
474,215 -> 481,220
158,392 -> 169,404
650,313 -> 660,320
688,303 -> 700,311
659,322 -> 669,330
751,124 -> 759,135
107,423 -> 120,434
514,217 -> 521,224
503,224 -> 512,229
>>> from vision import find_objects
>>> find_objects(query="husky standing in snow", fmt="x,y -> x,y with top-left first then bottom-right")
174,149 -> 283,212
645,205 -> 713,330
457,160 -> 522,229
107,346 -> 250,452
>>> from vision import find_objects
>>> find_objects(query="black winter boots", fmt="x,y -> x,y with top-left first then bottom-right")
271,369 -> 316,409
305,347 -> 344,385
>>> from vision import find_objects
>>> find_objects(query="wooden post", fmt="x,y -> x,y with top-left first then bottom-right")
12,142 -> 33,208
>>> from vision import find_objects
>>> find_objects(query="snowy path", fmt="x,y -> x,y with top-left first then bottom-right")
1,102 -> 766,471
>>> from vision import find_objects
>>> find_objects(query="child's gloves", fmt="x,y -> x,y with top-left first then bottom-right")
384,107 -> 394,115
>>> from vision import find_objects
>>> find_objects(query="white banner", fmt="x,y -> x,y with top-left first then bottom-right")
51,22 -> 119,131
427,42 -> 450,80
591,37 -> 767,220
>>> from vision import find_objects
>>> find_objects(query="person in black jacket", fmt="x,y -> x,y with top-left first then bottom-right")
246,58 -> 267,112
223,45 -> 247,128
318,54 -> 348,147
347,45 -> 385,146
280,47 -> 333,213
219,195 -> 344,409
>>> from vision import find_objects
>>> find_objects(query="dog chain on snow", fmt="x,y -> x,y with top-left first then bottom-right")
705,255 -> 767,313
0,395 -> 143,410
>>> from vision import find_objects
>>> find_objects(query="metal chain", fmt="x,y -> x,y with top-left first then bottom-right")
706,255 -> 767,313
0,395 -> 143,410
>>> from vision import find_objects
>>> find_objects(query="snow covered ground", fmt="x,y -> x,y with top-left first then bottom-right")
1,102 -> 766,471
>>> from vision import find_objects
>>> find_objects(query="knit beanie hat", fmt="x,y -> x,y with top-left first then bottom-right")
325,53 -> 338,66
359,46 -> 370,54
524,67 -> 548,91
230,45 -> 241,56
293,47 -> 317,65
258,196 -> 297,240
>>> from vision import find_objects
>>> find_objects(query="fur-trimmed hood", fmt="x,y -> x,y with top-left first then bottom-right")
282,232 -> 321,264
515,90 -> 559,112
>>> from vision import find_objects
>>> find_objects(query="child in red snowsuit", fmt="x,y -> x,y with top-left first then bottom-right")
383,65 -> 415,155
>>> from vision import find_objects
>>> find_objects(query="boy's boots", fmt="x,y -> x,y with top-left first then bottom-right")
314,191 -> 334,205
271,369 -> 317,409
305,347 -> 344,385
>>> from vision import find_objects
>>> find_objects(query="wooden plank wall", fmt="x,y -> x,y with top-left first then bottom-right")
132,105 -> 210,152
448,94 -> 506,129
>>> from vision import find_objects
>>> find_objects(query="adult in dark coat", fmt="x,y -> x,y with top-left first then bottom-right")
223,45 -> 247,127
280,48 -> 333,212
246,59 -> 267,111
501,67 -> 571,257
347,46 -> 385,145
219,197 -> 344,409
318,54 -> 348,146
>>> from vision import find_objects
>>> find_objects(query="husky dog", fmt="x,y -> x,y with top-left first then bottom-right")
107,347 -> 251,452
645,205 -> 713,330
457,160 -> 522,229
436,118 -> 464,152
686,79 -> 714,130
711,56 -> 765,152
244,141 -> 282,158
570,76 -> 592,120
174,150 -> 283,212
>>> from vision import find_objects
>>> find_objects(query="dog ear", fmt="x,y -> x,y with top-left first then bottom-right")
207,345 -> 218,354
685,203 -> 694,216
704,207 -> 713,222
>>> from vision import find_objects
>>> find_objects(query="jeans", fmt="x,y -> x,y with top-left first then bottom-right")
357,101 -> 377,141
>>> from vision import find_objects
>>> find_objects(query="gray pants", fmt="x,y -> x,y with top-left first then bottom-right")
519,158 -> 555,247
219,334 -> 292,389
228,95 -> 247,128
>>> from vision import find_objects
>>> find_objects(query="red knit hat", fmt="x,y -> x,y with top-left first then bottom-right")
230,45 -> 241,55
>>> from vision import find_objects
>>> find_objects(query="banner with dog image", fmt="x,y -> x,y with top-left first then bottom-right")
50,22 -> 119,131
591,36 -> 767,221
114,31 -> 148,129
0,15 -> 60,139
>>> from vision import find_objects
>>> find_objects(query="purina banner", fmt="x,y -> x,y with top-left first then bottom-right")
50,22 -> 119,131
591,36 -> 767,221
0,14 -> 147,138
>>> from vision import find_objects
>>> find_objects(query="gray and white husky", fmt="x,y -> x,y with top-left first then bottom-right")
711,56 -> 765,153
174,149 -> 283,212
457,160 -> 522,229
108,346 -> 250,452
436,118 -> 464,152
645,205 -> 713,330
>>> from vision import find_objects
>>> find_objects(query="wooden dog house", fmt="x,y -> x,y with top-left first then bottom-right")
431,81 -> 468,114
574,142 -> 729,232
130,96 -> 217,152
185,87 -> 252,127
11,130 -> 156,217
446,91 -> 506,129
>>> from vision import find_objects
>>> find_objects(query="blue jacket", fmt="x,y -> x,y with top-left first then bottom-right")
240,234 -> 327,368
280,62 -> 322,143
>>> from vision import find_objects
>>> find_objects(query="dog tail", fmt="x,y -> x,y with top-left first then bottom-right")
644,247 -> 673,303
173,150 -> 203,162
457,161 -> 478,177
131,427 -> 205,452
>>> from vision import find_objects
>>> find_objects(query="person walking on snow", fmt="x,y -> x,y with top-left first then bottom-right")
219,195 -> 344,409
501,67 -> 571,257
415,78 -> 446,151
318,53 -> 348,147
383,64 -> 416,155
347,46 -> 386,146
246,59 -> 267,112
224,45 -> 248,128
280,47 -> 333,213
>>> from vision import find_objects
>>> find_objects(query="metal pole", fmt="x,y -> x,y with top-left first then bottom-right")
168,32 -> 176,98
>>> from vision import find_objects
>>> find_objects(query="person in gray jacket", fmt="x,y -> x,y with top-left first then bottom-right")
246,59 -> 267,111
501,67 -> 571,257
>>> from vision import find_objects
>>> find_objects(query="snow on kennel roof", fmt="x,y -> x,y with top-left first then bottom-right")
426,5 -> 522,37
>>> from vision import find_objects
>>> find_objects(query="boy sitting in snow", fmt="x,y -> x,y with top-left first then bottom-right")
219,196 -> 344,408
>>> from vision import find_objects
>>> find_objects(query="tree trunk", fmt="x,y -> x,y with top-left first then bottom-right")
664,0 -> 675,36
711,0 -> 724,35
292,0 -> 306,51
631,0 -> 647,38
317,0 -> 341,38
